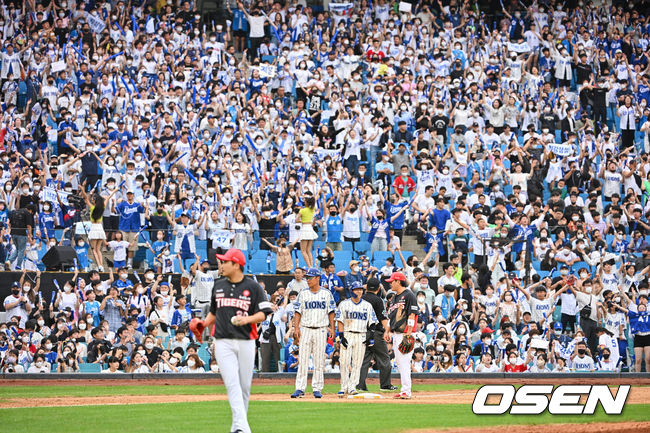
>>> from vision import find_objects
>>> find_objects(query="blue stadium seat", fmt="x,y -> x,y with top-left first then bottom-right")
198,344 -> 212,368
354,241 -> 370,256
373,251 -> 393,263
79,363 -> 102,373
335,250 -> 353,262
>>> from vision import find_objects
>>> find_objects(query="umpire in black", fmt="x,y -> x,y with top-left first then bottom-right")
357,277 -> 396,391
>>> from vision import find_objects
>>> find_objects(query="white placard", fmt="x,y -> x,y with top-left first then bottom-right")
51,60 -> 66,73
399,1 -> 412,13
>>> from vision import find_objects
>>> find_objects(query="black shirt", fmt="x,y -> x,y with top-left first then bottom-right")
9,208 -> 34,237
210,276 -> 272,340
362,291 -> 388,326
387,288 -> 418,332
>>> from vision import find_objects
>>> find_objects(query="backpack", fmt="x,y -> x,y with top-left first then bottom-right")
579,295 -> 592,320
9,209 -> 26,230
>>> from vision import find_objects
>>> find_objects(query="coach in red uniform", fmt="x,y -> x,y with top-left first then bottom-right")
199,248 -> 272,433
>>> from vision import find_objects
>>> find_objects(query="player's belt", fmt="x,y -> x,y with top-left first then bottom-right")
303,326 -> 326,329
195,300 -> 210,304
347,331 -> 365,334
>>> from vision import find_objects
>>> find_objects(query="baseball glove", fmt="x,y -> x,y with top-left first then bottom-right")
189,318 -> 205,343
398,335 -> 415,354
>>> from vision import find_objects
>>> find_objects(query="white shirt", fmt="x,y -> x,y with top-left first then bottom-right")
294,288 -> 335,328
335,298 -> 377,333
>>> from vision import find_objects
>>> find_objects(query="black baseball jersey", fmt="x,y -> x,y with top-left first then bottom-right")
387,289 -> 418,333
210,276 -> 273,340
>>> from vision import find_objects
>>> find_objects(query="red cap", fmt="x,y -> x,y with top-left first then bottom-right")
481,327 -> 494,334
216,248 -> 246,267
386,272 -> 406,282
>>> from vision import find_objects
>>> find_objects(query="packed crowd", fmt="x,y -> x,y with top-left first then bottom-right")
2,0 -> 650,374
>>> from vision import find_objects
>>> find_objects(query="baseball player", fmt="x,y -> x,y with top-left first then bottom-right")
386,271 -> 419,399
191,248 -> 272,433
336,281 -> 378,397
291,267 -> 336,398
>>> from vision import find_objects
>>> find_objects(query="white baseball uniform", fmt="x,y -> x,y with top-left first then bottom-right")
294,287 -> 336,392
336,298 -> 378,393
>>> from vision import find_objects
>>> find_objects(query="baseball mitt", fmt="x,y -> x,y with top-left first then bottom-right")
398,335 -> 415,354
189,318 -> 205,343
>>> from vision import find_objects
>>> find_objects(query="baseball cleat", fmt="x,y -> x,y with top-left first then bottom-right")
290,390 -> 305,398
356,387 -> 369,392
337,390 -> 346,398
380,385 -> 398,391
349,390 -> 359,396
313,390 -> 323,398
393,392 -> 410,399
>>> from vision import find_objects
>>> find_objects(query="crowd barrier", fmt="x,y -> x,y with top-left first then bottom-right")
3,372 -> 648,380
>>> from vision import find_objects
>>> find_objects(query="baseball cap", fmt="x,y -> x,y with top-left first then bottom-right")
349,281 -> 363,290
305,267 -> 321,278
481,327 -> 494,334
349,260 -> 360,267
126,190 -> 134,194
366,277 -> 380,289
386,272 -> 406,282
216,248 -> 246,267
554,322 -> 563,331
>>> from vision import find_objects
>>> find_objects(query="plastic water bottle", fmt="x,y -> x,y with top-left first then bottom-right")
266,252 -> 272,273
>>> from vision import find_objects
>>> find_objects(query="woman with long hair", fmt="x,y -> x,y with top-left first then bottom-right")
298,195 -> 318,267
83,188 -> 117,272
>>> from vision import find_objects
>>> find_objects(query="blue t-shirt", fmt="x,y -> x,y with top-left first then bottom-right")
83,300 -> 101,326
326,215 -> 343,243
385,200 -> 408,230
117,201 -> 144,232
74,244 -> 90,270
430,208 -> 450,231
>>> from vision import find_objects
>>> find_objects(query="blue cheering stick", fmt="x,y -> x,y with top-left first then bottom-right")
185,169 -> 201,186
450,309 -> 463,331
169,152 -> 187,166
120,75 -> 132,94
106,51 -> 124,61
51,279 -> 60,305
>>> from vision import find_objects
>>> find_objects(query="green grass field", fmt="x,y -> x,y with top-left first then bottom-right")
1,384 -> 648,433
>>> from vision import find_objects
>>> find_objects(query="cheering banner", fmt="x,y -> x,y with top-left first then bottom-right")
547,142 -> 574,156
86,12 -> 106,34
329,2 -> 354,23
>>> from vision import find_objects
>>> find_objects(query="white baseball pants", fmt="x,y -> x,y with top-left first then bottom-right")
392,333 -> 414,396
213,339 -> 256,433
340,332 -> 366,393
295,326 -> 327,392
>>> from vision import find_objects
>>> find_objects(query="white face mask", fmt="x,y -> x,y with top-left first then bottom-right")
210,364 -> 218,372
79,323 -> 86,330
137,350 -> 146,356
38,320 -> 45,327
509,357 -> 517,364
458,328 -> 466,335
45,343 -> 53,350
145,343 -> 154,350
187,359 -> 196,368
